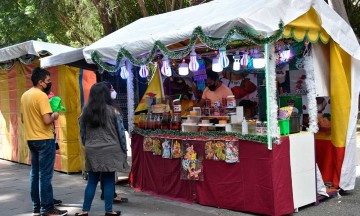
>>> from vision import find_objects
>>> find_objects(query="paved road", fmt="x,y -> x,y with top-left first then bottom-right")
0,159 -> 359,216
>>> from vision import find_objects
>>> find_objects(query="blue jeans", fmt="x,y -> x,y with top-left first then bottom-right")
28,139 -> 56,212
82,171 -> 115,212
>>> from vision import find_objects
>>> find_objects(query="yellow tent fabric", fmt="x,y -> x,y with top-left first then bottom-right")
135,66 -> 163,116
330,40 -> 351,148
0,59 -> 96,173
283,7 -> 330,43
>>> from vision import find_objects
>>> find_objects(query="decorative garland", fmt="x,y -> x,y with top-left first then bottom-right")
268,44 -> 280,143
127,61 -> 135,134
303,54 -> 319,133
133,128 -> 268,144
91,21 -> 284,72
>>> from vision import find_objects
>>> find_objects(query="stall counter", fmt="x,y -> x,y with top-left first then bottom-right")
129,132 -> 315,216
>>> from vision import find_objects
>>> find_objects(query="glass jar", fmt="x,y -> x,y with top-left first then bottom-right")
155,114 -> 162,129
146,113 -> 155,130
161,112 -> 170,130
138,113 -> 146,129
170,113 -> 181,130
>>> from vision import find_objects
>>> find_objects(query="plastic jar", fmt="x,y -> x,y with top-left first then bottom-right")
227,95 -> 236,108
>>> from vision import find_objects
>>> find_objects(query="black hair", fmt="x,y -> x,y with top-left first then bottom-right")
101,81 -> 114,106
31,67 -> 50,86
81,82 -> 113,128
206,70 -> 219,81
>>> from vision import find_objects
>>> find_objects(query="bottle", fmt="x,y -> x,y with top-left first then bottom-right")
242,117 -> 248,135
256,120 -> 262,135
161,112 -> 170,130
146,113 -> 155,130
155,114 -> 162,129
170,113 -> 181,130
138,113 -> 146,129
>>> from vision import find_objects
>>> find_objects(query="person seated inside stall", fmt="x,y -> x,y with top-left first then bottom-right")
195,71 -> 233,108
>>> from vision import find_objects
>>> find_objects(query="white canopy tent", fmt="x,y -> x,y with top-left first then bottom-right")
40,48 -> 84,68
0,40 -> 77,62
82,0 -> 360,192
83,0 -> 360,62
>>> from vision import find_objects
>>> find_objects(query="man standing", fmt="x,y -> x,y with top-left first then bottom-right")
21,67 -> 68,216
197,71 -> 233,107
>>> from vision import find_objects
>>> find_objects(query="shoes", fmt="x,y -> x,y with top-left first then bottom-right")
101,196 -> 129,203
113,197 -> 128,203
54,198 -> 62,206
33,209 -> 40,216
105,211 -> 121,216
41,208 -> 68,216
74,213 -> 88,216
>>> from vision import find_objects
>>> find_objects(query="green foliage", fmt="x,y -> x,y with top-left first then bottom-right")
0,0 -> 190,48
344,0 -> 360,39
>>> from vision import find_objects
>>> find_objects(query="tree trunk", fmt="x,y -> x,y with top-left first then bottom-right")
189,0 -> 212,6
92,0 -> 117,35
171,0 -> 176,11
137,0 -> 149,17
327,0 -> 350,24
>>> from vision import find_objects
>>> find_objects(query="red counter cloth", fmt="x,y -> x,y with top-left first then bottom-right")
130,134 -> 294,216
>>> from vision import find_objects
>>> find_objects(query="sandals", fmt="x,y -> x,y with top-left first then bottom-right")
113,197 -> 128,203
105,211 -> 121,216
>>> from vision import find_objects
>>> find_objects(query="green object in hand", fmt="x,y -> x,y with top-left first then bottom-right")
49,96 -> 66,112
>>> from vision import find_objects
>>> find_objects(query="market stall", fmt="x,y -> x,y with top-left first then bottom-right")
0,41 -> 97,173
83,0 -> 360,215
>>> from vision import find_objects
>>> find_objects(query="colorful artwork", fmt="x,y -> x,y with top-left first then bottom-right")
162,139 -> 172,159
181,143 -> 203,181
152,138 -> 162,155
171,139 -> 182,158
205,141 -> 215,159
143,137 -> 153,152
225,141 -> 239,163
205,140 -> 226,161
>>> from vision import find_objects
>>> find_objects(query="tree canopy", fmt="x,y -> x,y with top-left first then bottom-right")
0,0 -> 359,49
0,0 -> 190,48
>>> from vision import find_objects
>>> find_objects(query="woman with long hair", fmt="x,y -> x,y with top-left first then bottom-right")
76,82 -> 129,216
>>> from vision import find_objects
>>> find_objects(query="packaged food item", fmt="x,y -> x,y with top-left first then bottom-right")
227,95 -> 236,108
279,106 -> 294,119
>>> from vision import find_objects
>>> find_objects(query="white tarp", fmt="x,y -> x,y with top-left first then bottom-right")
83,0 -> 360,63
0,40 -> 76,62
40,48 -> 84,68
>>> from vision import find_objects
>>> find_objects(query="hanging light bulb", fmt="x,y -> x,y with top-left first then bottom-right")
212,54 -> 223,72
188,48 -> 199,72
253,58 -> 266,68
219,47 -> 229,68
233,51 -> 241,71
161,56 -> 172,77
280,45 -> 291,62
240,52 -> 248,69
139,64 -> 148,78
178,59 -> 189,76
251,49 -> 266,69
120,60 -> 129,79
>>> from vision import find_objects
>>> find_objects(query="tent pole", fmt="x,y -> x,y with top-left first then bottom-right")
264,44 -> 272,150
